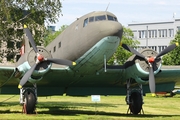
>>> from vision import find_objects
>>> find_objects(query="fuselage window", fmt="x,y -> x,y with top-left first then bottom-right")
107,15 -> 118,21
95,15 -> 106,21
59,42 -> 61,48
83,18 -> 88,27
89,17 -> 94,22
53,46 -> 56,52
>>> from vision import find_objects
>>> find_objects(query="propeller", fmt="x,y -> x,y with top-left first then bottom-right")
18,25 -> 76,89
121,42 -> 178,93
122,44 -> 146,59
24,25 -> 38,53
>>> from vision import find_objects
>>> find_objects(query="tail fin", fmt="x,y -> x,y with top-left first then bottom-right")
20,34 -> 30,56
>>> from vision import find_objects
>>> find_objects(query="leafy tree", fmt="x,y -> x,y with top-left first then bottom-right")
44,25 -> 68,46
108,27 -> 140,65
162,31 -> 180,65
0,0 -> 62,62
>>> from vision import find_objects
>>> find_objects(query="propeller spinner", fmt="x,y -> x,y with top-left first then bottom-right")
18,25 -> 76,89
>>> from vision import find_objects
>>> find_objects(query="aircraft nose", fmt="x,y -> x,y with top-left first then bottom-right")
100,21 -> 123,39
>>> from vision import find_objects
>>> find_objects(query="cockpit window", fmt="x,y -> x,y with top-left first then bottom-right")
86,14 -> 118,26
83,18 -> 88,27
89,17 -> 94,22
95,15 -> 106,21
107,15 -> 118,21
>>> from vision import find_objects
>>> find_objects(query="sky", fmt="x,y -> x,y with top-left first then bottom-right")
50,0 -> 180,30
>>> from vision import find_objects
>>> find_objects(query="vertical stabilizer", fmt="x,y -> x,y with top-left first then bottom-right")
20,34 -> 30,56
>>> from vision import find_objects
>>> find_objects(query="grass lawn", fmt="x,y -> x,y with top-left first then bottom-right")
0,94 -> 180,119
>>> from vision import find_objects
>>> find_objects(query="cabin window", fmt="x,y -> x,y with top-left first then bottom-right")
53,46 -> 56,52
89,17 -> 94,22
83,18 -> 88,27
59,42 -> 61,48
95,15 -> 106,21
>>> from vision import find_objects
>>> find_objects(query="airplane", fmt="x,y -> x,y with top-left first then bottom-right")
0,11 -> 180,115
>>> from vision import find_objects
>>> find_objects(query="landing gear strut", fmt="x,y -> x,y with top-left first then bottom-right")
20,84 -> 37,114
126,79 -> 144,114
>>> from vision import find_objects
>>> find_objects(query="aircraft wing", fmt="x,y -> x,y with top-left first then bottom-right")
36,64 -> 180,96
0,64 -> 16,88
156,66 -> 180,84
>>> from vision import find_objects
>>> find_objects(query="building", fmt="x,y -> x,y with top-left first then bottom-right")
128,18 -> 180,52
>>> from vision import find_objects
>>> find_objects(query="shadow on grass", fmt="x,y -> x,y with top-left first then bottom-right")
37,102 -> 180,118
37,106 -> 180,118
1,101 -> 180,118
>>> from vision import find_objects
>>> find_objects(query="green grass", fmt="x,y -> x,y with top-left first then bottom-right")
0,94 -> 180,119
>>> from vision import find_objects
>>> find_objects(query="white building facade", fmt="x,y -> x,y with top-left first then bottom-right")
128,18 -> 180,52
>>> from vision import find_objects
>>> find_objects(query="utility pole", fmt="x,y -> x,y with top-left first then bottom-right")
146,26 -> 148,48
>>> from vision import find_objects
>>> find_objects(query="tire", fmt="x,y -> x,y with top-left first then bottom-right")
23,89 -> 36,114
129,92 -> 142,114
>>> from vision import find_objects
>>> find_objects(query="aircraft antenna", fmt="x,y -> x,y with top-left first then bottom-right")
105,2 -> 110,11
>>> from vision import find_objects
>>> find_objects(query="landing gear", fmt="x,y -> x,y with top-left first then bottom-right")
126,79 -> 144,115
20,84 -> 37,114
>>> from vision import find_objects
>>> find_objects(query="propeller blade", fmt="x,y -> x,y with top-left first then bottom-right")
122,44 -> 146,59
149,66 -> 155,93
18,64 -> 37,89
23,25 -> 38,53
46,58 -> 76,66
156,44 -> 177,58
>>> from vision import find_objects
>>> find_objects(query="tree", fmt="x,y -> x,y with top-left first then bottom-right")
162,31 -> 180,65
44,25 -> 68,47
108,27 -> 140,65
0,0 -> 62,62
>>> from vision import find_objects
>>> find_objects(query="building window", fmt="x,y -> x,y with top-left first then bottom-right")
158,30 -> 161,37
142,31 -> 145,38
162,30 -> 165,37
139,30 -> 148,38
177,26 -> 180,31
154,46 -> 157,51
148,30 -> 151,38
164,29 -> 167,37
155,30 -> 157,38
158,46 -> 162,52
169,29 -> 174,37
83,18 -> 88,27
152,30 -> 154,38
158,46 -> 167,52
139,31 -> 141,38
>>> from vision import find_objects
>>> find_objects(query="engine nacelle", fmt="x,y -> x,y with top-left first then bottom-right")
125,48 -> 162,84
15,47 -> 52,83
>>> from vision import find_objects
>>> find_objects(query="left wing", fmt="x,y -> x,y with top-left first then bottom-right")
0,64 -> 16,88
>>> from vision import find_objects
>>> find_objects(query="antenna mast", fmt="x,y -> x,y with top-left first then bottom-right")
106,2 -> 110,11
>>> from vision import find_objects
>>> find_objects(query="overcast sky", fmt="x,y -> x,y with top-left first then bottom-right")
51,0 -> 180,30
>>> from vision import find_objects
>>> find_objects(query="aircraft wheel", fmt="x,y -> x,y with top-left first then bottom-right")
129,91 -> 142,114
23,89 -> 36,114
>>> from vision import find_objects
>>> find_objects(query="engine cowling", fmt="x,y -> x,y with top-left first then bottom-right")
15,47 -> 52,83
125,48 -> 162,84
